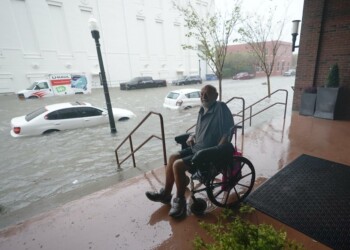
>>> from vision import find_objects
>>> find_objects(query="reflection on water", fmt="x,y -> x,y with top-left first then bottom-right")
0,77 -> 295,227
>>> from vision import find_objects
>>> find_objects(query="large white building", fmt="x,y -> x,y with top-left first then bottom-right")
0,0 -> 212,93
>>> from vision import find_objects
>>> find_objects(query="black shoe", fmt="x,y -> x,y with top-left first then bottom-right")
145,188 -> 172,204
169,197 -> 186,218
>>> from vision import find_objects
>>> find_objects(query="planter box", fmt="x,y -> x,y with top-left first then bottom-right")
299,92 -> 317,116
314,87 -> 339,120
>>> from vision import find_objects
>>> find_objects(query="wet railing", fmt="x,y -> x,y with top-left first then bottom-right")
226,97 -> 246,135
114,111 -> 167,169
239,89 -> 288,127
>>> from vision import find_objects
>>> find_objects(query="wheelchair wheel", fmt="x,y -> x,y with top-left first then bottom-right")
190,197 -> 207,215
206,156 -> 255,208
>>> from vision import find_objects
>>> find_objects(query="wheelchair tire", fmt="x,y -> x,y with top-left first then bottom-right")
190,198 -> 207,215
206,155 -> 255,208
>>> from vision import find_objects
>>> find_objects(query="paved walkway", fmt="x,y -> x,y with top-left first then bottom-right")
1,112 -> 349,249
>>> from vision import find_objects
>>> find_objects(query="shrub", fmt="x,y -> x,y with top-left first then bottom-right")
326,63 -> 340,88
193,206 -> 305,250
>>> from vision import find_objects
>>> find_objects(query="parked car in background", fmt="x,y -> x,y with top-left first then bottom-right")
120,76 -> 166,90
10,102 -> 135,138
163,89 -> 201,110
283,69 -> 296,76
232,72 -> 255,80
205,74 -> 218,81
172,75 -> 202,86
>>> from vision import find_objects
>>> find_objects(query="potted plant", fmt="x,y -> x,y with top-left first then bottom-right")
299,86 -> 317,116
314,63 -> 340,120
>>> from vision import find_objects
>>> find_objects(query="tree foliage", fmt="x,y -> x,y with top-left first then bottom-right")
239,7 -> 286,96
174,0 -> 241,100
326,63 -> 340,88
223,52 -> 256,78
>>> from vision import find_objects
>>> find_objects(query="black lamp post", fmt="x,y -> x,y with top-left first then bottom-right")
89,17 -> 116,133
291,20 -> 301,52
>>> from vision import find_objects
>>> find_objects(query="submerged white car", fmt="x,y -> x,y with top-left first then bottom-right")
10,102 -> 135,137
163,89 -> 201,110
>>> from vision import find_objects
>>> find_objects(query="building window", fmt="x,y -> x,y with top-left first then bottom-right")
48,2 -> 72,56
80,9 -> 95,56
155,21 -> 165,56
137,19 -> 149,57
11,0 -> 40,56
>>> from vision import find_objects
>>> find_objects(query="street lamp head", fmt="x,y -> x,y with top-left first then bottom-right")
291,20 -> 301,52
292,20 -> 301,35
89,17 -> 100,40
88,17 -> 99,32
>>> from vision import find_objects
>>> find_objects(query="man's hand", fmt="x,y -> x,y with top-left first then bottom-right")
186,135 -> 195,147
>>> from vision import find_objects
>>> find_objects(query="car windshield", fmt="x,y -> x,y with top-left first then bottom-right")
25,107 -> 47,121
178,76 -> 186,80
26,82 -> 39,90
129,77 -> 140,83
166,92 -> 180,99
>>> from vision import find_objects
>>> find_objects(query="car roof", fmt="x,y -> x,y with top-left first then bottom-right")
168,89 -> 200,94
45,102 -> 92,111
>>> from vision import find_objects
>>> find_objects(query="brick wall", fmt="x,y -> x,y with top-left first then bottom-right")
293,0 -> 350,118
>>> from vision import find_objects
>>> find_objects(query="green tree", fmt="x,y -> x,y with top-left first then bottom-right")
224,51 -> 256,78
239,7 -> 286,96
174,1 -> 241,101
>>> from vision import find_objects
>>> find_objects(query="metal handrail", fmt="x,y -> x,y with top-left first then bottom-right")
115,112 -> 167,169
225,97 -> 245,135
238,89 -> 288,126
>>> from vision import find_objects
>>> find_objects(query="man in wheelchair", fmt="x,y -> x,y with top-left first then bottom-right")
146,84 -> 234,218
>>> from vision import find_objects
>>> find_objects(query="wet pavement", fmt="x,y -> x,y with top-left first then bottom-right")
1,112 -> 349,249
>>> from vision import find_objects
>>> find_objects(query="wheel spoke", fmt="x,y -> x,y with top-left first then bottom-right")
205,155 -> 255,208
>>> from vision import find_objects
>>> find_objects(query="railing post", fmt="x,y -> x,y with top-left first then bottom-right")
284,90 -> 288,119
129,137 -> 136,168
159,114 -> 167,166
249,107 -> 252,126
241,98 -> 245,135
116,151 -> 121,170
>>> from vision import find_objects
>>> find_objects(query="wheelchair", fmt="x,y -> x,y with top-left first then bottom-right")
174,126 -> 255,215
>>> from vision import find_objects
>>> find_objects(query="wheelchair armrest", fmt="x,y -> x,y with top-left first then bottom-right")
191,143 -> 235,166
175,133 -> 191,150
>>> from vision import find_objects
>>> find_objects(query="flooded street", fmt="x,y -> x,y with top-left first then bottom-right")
0,76 -> 295,228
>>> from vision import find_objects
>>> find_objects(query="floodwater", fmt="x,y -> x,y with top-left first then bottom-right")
0,76 -> 295,228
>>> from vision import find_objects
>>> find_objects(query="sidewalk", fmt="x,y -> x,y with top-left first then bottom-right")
1,112 -> 349,249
